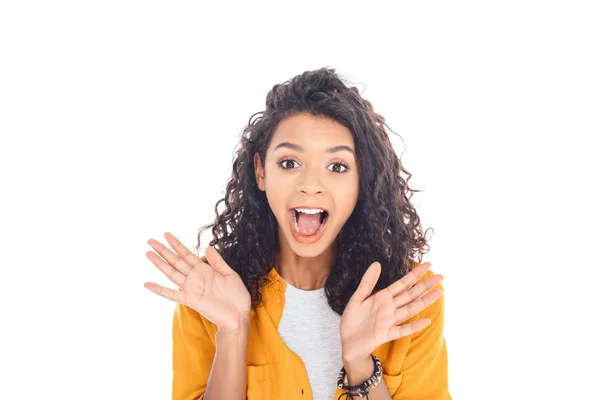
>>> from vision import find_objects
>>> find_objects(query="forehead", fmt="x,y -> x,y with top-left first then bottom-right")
270,113 -> 354,149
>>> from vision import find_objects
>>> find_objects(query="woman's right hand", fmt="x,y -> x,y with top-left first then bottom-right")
144,232 -> 251,333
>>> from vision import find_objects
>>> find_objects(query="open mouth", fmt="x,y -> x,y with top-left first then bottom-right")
288,209 -> 329,237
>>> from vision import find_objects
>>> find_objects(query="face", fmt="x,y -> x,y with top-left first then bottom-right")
254,113 -> 360,258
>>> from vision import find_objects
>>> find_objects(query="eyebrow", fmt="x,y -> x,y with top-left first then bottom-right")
273,142 -> 355,156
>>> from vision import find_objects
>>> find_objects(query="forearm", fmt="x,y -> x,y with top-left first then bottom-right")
342,354 -> 392,400
204,320 -> 250,400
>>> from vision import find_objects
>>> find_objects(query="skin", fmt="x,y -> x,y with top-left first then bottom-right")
144,111 -> 445,399
254,112 -> 360,290
143,233 -> 443,399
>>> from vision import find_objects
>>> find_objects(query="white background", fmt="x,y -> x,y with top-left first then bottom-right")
1,1 -> 598,399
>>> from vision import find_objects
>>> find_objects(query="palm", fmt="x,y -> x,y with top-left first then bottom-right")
144,232 -> 251,332
340,290 -> 397,357
182,262 -> 251,328
339,261 -> 444,361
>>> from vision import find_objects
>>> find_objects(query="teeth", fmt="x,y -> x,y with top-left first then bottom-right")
294,208 -> 324,214
292,213 -> 300,232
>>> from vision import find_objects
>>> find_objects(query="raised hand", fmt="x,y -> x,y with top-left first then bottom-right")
339,260 -> 444,362
144,232 -> 251,333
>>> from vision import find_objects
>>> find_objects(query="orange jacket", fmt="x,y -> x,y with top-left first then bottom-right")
172,260 -> 451,399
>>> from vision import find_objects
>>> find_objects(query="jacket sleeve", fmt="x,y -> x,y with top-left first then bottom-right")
392,269 -> 452,400
172,300 -> 215,400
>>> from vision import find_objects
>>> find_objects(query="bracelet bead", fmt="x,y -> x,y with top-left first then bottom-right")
337,354 -> 383,399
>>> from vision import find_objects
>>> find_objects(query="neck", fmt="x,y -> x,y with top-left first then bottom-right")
274,250 -> 334,290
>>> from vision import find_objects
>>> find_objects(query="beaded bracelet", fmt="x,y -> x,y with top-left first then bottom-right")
337,354 -> 383,399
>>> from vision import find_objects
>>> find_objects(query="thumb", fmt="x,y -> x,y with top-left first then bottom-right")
205,246 -> 235,276
349,261 -> 381,305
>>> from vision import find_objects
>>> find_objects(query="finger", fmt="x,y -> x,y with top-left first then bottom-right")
386,261 -> 432,297
147,234 -> 192,276
144,281 -> 187,304
163,232 -> 202,273
393,274 -> 444,309
158,232 -> 195,275
394,289 -> 444,324
389,318 -> 432,341
204,246 -> 236,276
145,251 -> 186,288
349,262 -> 381,305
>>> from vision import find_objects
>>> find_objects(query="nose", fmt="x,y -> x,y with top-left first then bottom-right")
301,187 -> 323,195
299,180 -> 324,194
298,168 -> 325,195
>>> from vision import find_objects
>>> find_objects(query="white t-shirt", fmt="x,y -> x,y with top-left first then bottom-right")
277,279 -> 343,400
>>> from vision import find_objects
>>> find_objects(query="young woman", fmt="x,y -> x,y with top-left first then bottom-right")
144,67 -> 451,400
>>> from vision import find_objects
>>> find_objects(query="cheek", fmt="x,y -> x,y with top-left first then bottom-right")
335,191 -> 359,218
337,199 -> 357,218
264,181 -> 290,215
339,178 -> 359,202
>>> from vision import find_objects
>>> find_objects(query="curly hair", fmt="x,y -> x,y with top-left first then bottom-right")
195,67 -> 433,316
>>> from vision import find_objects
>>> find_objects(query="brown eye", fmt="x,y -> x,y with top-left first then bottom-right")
277,158 -> 350,174
328,162 -> 350,174
278,158 -> 299,170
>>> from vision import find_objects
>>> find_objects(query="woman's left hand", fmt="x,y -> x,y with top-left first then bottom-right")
339,260 -> 444,362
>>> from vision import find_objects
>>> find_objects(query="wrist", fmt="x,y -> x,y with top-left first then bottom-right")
341,346 -> 370,365
342,354 -> 374,386
218,314 -> 250,334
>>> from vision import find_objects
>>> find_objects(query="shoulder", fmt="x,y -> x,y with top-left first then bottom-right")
411,261 -> 444,292
407,263 -> 445,330
388,263 -> 450,398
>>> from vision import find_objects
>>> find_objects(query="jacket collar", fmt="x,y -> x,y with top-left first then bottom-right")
259,265 -> 285,305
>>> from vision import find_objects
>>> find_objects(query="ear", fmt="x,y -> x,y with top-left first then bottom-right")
254,152 -> 265,191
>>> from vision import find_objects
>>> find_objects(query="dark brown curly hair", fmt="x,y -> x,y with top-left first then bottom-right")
195,67 -> 433,316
